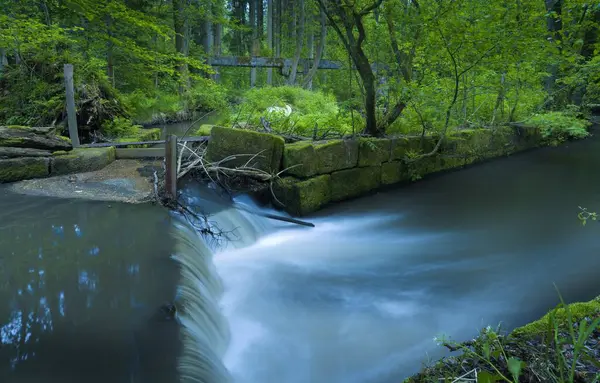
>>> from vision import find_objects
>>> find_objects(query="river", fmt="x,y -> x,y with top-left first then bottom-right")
1,130 -> 600,382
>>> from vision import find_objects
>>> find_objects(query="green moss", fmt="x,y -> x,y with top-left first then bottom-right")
51,147 -> 116,175
52,150 -> 69,156
331,166 -> 381,202
206,126 -> 284,173
314,139 -> 359,173
58,135 -> 72,143
390,137 -> 411,160
6,125 -> 29,130
0,138 -> 27,147
115,127 -> 161,148
0,157 -> 50,183
282,141 -> 316,177
274,174 -> 332,216
511,296 -> 600,338
195,124 -> 215,136
381,161 -> 408,185
358,138 -> 392,167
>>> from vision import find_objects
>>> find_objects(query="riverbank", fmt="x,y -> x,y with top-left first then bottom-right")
404,295 -> 600,383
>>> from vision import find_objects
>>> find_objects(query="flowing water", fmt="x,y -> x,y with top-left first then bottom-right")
1,131 -> 600,383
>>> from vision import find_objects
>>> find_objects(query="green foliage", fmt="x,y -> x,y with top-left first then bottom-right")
182,79 -> 229,114
528,111 -> 591,145
100,117 -> 140,138
227,86 -> 363,137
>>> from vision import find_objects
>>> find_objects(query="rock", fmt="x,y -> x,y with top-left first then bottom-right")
282,141 -> 317,177
313,139 -> 359,173
51,147 -> 116,176
381,161 -> 408,185
330,166 -> 381,202
0,126 -> 72,151
0,157 -> 50,183
358,138 -> 391,167
0,147 -> 52,158
274,174 -> 332,216
206,126 -> 284,173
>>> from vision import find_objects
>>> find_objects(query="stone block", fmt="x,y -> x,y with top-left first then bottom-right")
0,157 -> 50,183
314,139 -> 359,173
274,174 -> 331,216
358,138 -> 391,167
206,126 -> 284,173
381,161 -> 408,185
51,147 -> 116,176
330,166 -> 381,202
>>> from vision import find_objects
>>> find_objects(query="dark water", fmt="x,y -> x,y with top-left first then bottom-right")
2,131 -> 600,383
0,194 -> 181,383
211,133 -> 600,383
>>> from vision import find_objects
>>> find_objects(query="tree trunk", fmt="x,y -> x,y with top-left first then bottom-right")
303,8 -> 326,89
250,0 -> 258,87
106,15 -> 115,87
544,0 -> 563,94
173,0 -> 189,94
287,0 -> 305,85
213,18 -> 223,82
0,48 -> 7,73
267,0 -> 274,84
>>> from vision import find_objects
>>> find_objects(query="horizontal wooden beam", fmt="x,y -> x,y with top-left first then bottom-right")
80,136 -> 209,148
208,56 -> 342,70
115,147 -> 165,159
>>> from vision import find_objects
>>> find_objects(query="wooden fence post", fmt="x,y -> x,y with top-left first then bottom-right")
165,134 -> 178,199
63,64 -> 80,147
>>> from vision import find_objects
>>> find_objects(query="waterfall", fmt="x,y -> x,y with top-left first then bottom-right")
171,189 -> 275,383
171,216 -> 232,383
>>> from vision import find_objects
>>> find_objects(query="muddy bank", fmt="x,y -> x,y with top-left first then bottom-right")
8,159 -> 162,203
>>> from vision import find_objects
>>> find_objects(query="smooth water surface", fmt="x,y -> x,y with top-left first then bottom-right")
0,193 -> 181,383
205,134 -> 600,383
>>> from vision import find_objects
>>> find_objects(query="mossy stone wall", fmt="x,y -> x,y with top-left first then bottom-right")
207,125 -> 546,216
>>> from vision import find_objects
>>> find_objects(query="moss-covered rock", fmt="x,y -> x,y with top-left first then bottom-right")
195,124 -> 216,136
0,157 -> 50,183
314,139 -> 359,174
390,137 -> 411,160
0,147 -> 52,158
331,166 -> 381,201
282,141 -> 316,177
51,147 -> 116,176
0,126 -> 72,151
381,161 -> 408,185
273,174 -> 332,216
512,296 -> 600,338
206,126 -> 284,173
358,138 -> 391,167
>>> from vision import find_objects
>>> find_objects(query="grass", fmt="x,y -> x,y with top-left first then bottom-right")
406,291 -> 600,383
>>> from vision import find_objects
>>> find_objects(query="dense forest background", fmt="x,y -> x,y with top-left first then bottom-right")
1,0 -> 599,142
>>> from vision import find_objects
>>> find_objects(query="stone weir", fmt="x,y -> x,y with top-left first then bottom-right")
205,125 -> 546,216
0,126 -> 115,182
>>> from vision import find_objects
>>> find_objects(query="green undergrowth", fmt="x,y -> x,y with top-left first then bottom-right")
123,79 -> 229,125
225,86 -> 364,138
406,292 -> 600,383
527,111 -> 591,145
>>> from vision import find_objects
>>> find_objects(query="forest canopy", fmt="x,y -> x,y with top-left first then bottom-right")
0,0 -> 599,143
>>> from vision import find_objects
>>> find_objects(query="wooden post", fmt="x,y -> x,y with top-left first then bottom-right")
63,64 -> 80,147
165,134 -> 178,199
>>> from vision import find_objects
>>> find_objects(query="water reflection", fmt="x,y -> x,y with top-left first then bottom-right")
0,193 -> 181,383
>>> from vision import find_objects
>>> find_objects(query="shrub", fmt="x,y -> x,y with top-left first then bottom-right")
227,86 -> 362,137
101,117 -> 141,138
528,111 -> 591,145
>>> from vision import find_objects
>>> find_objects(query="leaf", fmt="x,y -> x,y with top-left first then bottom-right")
507,357 -> 525,381
477,370 -> 502,383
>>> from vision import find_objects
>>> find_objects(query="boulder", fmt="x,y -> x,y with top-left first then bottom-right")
51,147 -> 116,176
0,126 -> 72,151
0,157 -> 50,183
0,147 -> 52,158
274,175 -> 332,216
206,126 -> 284,173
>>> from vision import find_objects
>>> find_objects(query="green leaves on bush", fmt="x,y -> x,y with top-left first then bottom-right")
528,111 -> 591,144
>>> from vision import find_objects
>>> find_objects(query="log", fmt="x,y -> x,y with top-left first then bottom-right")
0,126 -> 72,151
0,147 -> 52,158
